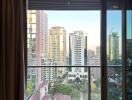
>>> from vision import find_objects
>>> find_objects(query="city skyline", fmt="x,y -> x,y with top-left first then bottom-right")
107,11 -> 122,56
46,10 -> 100,51
25,9 -> 130,100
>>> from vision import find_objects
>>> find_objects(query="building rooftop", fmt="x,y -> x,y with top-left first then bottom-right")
39,80 -> 48,88
54,93 -> 71,100
42,95 -> 50,100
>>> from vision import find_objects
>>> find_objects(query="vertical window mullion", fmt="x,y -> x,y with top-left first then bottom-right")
122,0 -> 127,99
88,67 -> 91,100
101,0 -> 107,100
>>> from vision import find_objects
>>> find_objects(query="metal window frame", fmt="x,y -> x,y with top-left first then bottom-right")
100,0 -> 107,100
25,0 -> 129,100
122,0 -> 127,100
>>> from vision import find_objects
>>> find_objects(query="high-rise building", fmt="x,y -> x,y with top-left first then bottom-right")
27,10 -> 37,90
27,10 -> 48,89
36,11 -> 48,65
87,49 -> 95,64
69,31 -> 87,66
68,31 -> 88,80
27,10 -> 37,66
127,39 -> 132,63
96,46 -> 100,57
87,46 -> 100,66
88,57 -> 100,66
109,32 -> 119,63
40,58 -> 57,82
48,26 -> 66,77
35,11 -> 48,86
88,49 -> 95,58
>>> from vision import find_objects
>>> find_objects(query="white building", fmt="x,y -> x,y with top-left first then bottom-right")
41,57 -> 57,82
68,67 -> 88,80
39,81 -> 49,100
68,31 -> 88,80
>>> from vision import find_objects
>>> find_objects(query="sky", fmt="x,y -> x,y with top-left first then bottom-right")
46,10 -> 101,51
107,10 -> 122,55
107,10 -> 122,36
127,10 -> 132,39
44,10 -> 122,55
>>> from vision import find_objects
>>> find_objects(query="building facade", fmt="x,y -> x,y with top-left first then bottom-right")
27,10 -> 37,91
41,57 -> 57,82
109,32 -> 119,64
27,10 -> 48,92
68,31 -> 88,80
48,26 -> 66,77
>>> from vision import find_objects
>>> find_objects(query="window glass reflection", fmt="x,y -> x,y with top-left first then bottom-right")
107,11 -> 122,66
107,67 -> 122,100
107,10 -> 122,100
27,67 -> 89,100
127,10 -> 132,100
91,68 -> 101,100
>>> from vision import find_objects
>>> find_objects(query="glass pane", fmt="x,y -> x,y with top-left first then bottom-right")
127,10 -> 132,99
107,10 -> 122,100
127,10 -> 132,66
27,10 -> 101,100
27,10 -> 100,66
27,67 -> 89,100
107,11 -> 122,65
90,67 -> 101,100
107,67 -> 122,100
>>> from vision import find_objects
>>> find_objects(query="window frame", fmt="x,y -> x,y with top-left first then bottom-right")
25,0 -> 128,100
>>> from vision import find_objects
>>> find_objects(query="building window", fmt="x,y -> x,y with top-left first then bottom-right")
26,0 -> 131,100
26,10 -> 101,100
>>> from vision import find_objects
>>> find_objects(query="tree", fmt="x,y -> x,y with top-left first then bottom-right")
91,82 -> 96,91
26,80 -> 32,96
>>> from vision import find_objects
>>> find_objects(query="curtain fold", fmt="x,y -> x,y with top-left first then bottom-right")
0,0 -> 26,100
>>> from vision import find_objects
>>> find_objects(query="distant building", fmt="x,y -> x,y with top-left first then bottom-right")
36,10 -> 48,87
27,10 -> 48,89
88,56 -> 100,66
42,95 -> 50,100
36,10 -> 48,65
88,49 -> 95,58
127,39 -> 132,62
27,10 -> 48,65
27,10 -> 37,90
54,93 -> 71,100
39,81 -> 49,100
96,46 -> 100,57
87,49 -> 95,64
69,31 -> 87,66
68,31 -> 88,80
109,32 -> 119,63
68,67 -> 88,80
29,80 -> 49,100
48,26 -> 66,65
41,57 -> 57,82
48,26 -> 66,77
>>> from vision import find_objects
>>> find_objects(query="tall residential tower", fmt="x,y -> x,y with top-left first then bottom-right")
109,32 -> 119,63
68,31 -> 88,80
27,10 -> 49,90
48,26 -> 66,77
